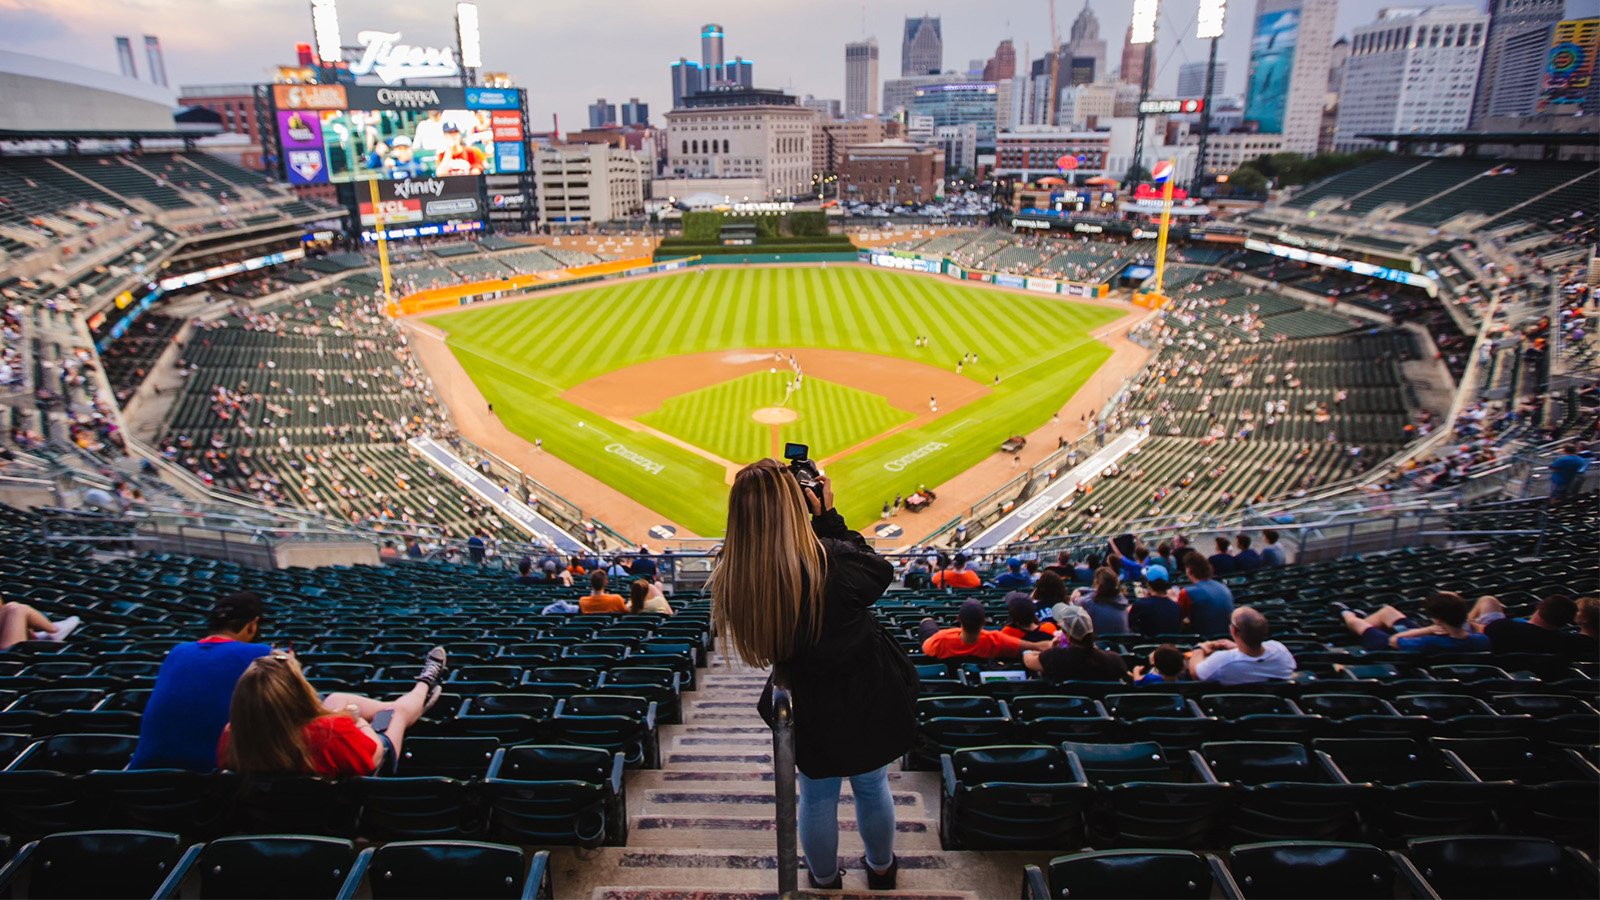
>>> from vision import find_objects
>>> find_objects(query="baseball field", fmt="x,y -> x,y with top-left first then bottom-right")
429,266 -> 1122,535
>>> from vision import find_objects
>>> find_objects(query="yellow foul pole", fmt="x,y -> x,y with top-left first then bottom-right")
1151,160 -> 1176,302
367,177 -> 394,312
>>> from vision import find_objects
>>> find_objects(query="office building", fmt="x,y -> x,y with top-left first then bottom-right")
670,59 -> 704,108
1057,83 -> 1120,128
902,15 -> 943,76
846,38 -> 880,116
702,23 -> 725,81
910,82 -> 1000,144
838,141 -> 944,203
1119,25 -> 1148,86
588,99 -> 618,128
535,143 -> 649,223
815,116 -> 898,173
1534,18 -> 1600,115
621,98 -> 649,127
1066,2 -> 1108,86
114,37 -> 138,79
993,127 -> 1112,181
983,39 -> 1017,81
883,74 -> 952,115
1177,61 -> 1227,98
1472,0 -> 1565,126
669,24 -> 754,108
1244,0 -> 1338,155
1334,6 -> 1488,151
143,36 -> 168,87
801,95 -> 842,120
932,123 -> 979,173
664,89 -> 815,199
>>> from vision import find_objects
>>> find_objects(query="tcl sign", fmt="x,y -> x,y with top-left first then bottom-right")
1138,99 -> 1206,115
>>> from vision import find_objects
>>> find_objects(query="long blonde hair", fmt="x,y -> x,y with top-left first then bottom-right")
221,653 -> 332,774
711,459 -> 828,668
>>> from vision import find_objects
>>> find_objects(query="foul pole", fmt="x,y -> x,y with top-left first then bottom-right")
1152,160 -> 1176,298
367,177 -> 395,312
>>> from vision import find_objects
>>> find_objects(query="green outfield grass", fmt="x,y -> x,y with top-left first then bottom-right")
431,266 -> 1122,535
637,372 -> 913,464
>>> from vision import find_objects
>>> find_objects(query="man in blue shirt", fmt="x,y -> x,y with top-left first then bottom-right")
1336,591 -> 1490,655
1233,534 -> 1264,573
991,557 -> 1034,591
1259,529 -> 1288,568
130,592 -> 271,771
1549,451 -> 1590,500
1208,536 -> 1237,577
1178,555 -> 1235,636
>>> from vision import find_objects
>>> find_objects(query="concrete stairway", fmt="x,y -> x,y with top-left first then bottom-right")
547,654 -> 1043,898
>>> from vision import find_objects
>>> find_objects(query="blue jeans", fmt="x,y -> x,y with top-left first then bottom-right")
797,764 -> 895,881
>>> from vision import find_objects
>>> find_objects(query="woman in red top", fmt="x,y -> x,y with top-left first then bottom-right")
217,647 -> 447,776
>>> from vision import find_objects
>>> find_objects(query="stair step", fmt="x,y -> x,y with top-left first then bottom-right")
628,814 -> 943,850
640,789 -> 926,816
592,888 -> 977,900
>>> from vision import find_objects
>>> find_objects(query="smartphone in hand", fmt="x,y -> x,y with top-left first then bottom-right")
370,709 -> 395,733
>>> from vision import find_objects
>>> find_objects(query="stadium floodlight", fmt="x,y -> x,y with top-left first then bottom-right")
456,2 -> 482,69
1129,0 -> 1160,44
1197,0 -> 1227,40
310,0 -> 342,64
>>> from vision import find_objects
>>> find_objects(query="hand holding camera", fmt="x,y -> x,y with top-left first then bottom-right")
784,442 -> 833,514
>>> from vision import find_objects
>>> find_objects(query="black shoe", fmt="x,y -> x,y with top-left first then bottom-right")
862,855 -> 898,890
807,866 -> 844,890
1330,601 -> 1352,616
415,646 -> 448,710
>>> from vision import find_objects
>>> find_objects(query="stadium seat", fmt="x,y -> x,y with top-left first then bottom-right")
5,733 -> 138,773
938,745 -> 1088,850
1007,695 -> 1118,743
82,770 -> 234,837
1313,737 -> 1499,840
1226,841 -> 1433,899
1022,849 -> 1242,899
1065,742 -> 1229,849
1202,741 -> 1368,841
909,696 -> 1013,769
1406,836 -> 1600,899
228,777 -> 360,837
483,745 -> 626,847
396,737 -> 499,780
546,694 -> 659,768
0,829 -> 201,899
153,834 -> 370,899
351,776 -> 480,841
357,841 -> 551,899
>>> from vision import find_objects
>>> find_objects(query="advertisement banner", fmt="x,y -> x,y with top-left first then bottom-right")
466,87 -> 522,110
493,140 -> 527,173
1025,276 -> 1058,294
1061,283 -> 1094,297
1538,19 -> 1600,113
273,83 -> 348,110
277,111 -> 329,185
358,176 -> 481,226
490,110 -> 524,142
965,271 -> 989,282
994,273 -> 1026,289
1245,8 -> 1299,134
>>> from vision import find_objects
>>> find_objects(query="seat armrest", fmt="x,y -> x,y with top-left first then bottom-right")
1205,852 -> 1244,900
1022,864 -> 1050,899
940,754 -> 959,797
1187,749 -> 1221,784
485,747 -> 508,780
334,847 -> 375,900
1063,750 -> 1088,784
521,849 -> 553,900
643,701 -> 658,730
1314,749 -> 1356,785
0,841 -> 38,895
1389,850 -> 1441,899
151,843 -> 204,900
607,752 -> 626,793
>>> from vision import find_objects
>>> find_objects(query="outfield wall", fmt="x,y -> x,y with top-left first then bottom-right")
858,249 -> 1112,299
387,256 -> 691,317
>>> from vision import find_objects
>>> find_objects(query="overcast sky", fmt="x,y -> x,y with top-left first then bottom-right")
3,0 -> 1596,130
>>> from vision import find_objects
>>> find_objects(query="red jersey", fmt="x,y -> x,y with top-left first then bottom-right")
922,627 -> 1024,660
218,714 -> 378,776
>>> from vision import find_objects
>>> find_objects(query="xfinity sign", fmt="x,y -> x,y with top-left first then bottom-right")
350,30 -> 459,84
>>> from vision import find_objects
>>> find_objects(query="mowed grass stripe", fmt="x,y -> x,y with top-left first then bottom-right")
432,267 -> 1123,533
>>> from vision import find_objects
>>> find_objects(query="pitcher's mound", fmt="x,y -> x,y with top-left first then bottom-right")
752,407 -> 798,425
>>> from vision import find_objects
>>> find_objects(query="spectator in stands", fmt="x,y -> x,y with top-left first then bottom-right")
630,547 -> 658,580
920,599 -> 1053,660
1022,604 -> 1128,682
218,646 -> 447,776
1187,607 -> 1296,684
130,592 -> 269,771
932,553 -> 983,589
1336,592 -> 1490,654
1208,536 -> 1237,576
403,536 -> 423,559
1468,594 -> 1587,658
1074,567 -> 1131,636
513,559 -> 540,586
0,595 -> 79,650
1132,644 -> 1186,684
540,597 -> 580,615
991,556 -> 1034,591
1129,566 -> 1182,636
629,578 -> 674,616
1151,541 -> 1178,576
1234,534 -> 1263,572
710,461 -> 914,890
904,556 -> 931,589
1578,597 -> 1599,642
1178,555 -> 1235,636
1259,529 -> 1288,568
1000,593 -> 1056,643
1026,570 -> 1070,622
467,529 -> 487,565
378,541 -> 399,561
579,571 -> 627,614
1549,449 -> 1591,501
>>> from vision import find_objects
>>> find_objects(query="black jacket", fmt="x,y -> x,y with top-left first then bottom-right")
758,508 -> 918,778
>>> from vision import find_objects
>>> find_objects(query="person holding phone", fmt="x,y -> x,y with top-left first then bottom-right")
217,646 -> 447,776
714,455 -> 917,891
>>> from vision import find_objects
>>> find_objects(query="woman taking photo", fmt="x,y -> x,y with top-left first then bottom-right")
218,646 -> 447,776
712,460 -> 917,891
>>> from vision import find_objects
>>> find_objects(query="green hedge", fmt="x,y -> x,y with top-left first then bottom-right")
787,210 -> 828,237
655,238 -> 856,257
681,211 -> 724,243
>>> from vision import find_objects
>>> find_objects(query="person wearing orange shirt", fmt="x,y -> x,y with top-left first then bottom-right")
931,553 -> 983,589
579,570 -> 627,614
920,599 -> 1054,660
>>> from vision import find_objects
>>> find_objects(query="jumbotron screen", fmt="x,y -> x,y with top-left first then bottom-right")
272,84 -> 526,185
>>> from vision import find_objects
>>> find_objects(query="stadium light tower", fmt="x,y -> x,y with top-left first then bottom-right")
455,2 -> 481,87
1126,0 -> 1159,185
1192,0 -> 1227,191
309,0 -> 342,81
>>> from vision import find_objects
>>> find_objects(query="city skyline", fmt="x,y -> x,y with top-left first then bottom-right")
3,0 -> 1595,135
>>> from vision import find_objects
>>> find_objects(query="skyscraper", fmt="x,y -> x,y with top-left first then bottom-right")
1118,25 -> 1148,86
589,99 -> 618,128
114,36 -> 138,79
1177,61 -> 1228,97
669,24 -> 754,108
143,35 -> 168,87
983,39 -> 1017,81
902,15 -> 943,76
670,58 -> 704,108
621,98 -> 650,127
1334,6 -> 1488,151
1244,0 -> 1337,155
846,38 -> 881,117
1472,0 -> 1565,126
702,24 -> 726,84
1066,2 -> 1107,86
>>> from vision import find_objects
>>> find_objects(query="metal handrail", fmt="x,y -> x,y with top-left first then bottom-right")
769,665 -> 798,897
